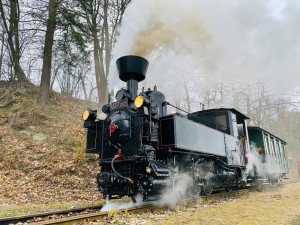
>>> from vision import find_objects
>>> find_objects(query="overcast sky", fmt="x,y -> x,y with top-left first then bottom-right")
109,0 -> 300,99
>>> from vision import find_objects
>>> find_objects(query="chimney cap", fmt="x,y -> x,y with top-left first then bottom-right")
116,55 -> 149,82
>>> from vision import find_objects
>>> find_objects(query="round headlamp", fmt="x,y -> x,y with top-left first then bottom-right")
82,110 -> 90,120
134,96 -> 144,108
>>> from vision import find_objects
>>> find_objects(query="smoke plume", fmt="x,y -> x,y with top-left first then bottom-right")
156,173 -> 195,207
100,195 -> 146,212
109,0 -> 300,99
100,173 -> 196,211
246,144 -> 268,177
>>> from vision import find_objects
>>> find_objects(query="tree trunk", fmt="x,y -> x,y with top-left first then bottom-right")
183,80 -> 191,113
98,20 -> 108,105
92,30 -> 103,104
99,69 -> 108,104
89,87 -> 97,102
219,82 -> 224,104
0,27 -> 4,80
80,75 -> 88,101
92,15 -> 108,105
11,0 -> 26,82
246,94 -> 250,125
103,0 -> 110,77
0,0 -> 27,82
40,0 -> 58,104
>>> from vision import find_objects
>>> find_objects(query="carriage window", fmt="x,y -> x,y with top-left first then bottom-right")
271,138 -> 276,155
270,138 -> 274,155
282,144 -> 286,157
264,135 -> 270,154
277,141 -> 281,157
215,115 -> 227,132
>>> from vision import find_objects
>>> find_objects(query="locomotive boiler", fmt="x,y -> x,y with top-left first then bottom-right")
83,55 -> 288,202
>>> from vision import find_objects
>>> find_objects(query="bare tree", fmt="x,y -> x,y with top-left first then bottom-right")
65,0 -> 131,104
0,23 -> 5,79
40,0 -> 63,104
0,0 -> 27,82
183,79 -> 191,113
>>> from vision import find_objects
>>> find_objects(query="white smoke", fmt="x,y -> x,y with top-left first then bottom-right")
100,194 -> 146,212
155,173 -> 196,207
100,173 -> 196,211
109,0 -> 300,98
246,144 -> 268,177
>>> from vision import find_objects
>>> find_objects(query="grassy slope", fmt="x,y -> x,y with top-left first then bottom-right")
0,82 -> 102,209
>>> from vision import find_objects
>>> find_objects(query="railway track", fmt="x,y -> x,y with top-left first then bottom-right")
0,204 -> 105,225
1,179 -> 299,225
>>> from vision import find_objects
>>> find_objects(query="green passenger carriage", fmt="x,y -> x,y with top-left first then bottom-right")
247,126 -> 288,183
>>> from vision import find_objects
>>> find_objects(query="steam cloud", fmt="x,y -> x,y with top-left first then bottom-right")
246,144 -> 282,181
101,195 -> 146,212
100,173 -> 196,211
246,144 -> 268,177
109,0 -> 300,98
157,173 -> 195,206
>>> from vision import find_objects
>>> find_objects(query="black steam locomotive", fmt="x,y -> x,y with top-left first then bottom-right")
83,55 -> 288,202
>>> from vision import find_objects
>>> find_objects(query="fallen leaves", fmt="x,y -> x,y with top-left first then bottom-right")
0,83 -> 100,208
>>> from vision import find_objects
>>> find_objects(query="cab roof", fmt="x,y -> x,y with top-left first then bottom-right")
248,126 -> 287,144
192,108 -> 249,120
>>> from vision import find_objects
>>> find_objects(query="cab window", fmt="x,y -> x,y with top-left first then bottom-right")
215,114 -> 227,132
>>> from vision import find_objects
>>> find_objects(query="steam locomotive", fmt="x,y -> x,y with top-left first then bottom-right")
83,55 -> 288,202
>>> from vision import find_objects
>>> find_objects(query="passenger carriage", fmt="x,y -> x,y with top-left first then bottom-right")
247,126 -> 288,183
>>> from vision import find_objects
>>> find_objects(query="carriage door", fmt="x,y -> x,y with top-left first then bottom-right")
237,123 -> 247,166
231,113 -> 240,165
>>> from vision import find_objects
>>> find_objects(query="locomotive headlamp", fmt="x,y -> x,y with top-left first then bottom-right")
146,167 -> 151,173
82,110 -> 90,120
134,95 -> 144,108
82,108 -> 97,121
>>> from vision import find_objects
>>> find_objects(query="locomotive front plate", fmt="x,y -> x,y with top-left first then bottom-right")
110,99 -> 128,111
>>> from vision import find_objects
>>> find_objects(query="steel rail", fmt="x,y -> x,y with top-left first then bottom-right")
1,179 -> 299,225
0,204 -> 104,225
33,205 -> 156,225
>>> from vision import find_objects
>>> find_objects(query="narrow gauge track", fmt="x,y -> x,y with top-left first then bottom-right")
1,180 -> 299,225
0,204 -> 104,225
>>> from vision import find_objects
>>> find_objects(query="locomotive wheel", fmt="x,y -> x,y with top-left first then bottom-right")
202,181 -> 213,195
225,185 -> 232,192
270,179 -> 278,185
254,179 -> 263,187
187,183 -> 200,197
137,174 -> 153,197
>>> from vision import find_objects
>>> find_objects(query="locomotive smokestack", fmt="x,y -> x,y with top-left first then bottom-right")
116,55 -> 149,100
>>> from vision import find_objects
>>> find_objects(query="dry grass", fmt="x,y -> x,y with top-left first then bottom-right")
0,200 -> 105,218
84,182 -> 300,225
139,182 -> 300,225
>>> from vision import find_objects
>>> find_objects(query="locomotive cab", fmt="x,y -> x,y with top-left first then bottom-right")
186,108 -> 250,167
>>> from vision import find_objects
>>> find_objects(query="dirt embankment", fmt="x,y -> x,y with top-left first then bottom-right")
0,82 -> 102,206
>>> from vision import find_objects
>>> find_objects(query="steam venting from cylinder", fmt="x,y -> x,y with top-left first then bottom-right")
116,55 -> 149,99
